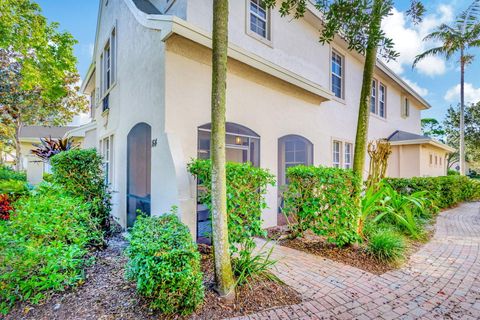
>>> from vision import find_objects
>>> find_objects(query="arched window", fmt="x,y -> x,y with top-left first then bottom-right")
278,135 -> 313,186
196,122 -> 260,243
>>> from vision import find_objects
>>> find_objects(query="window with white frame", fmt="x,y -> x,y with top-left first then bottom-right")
379,83 -> 386,118
248,0 -> 270,40
331,50 -> 344,99
100,27 -> 116,100
333,140 -> 341,168
344,142 -> 353,169
402,97 -> 410,118
370,79 -> 377,114
101,135 -> 114,185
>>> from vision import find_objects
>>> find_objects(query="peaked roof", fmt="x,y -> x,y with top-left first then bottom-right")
387,130 -> 429,142
387,130 -> 456,153
19,126 -> 76,139
132,0 -> 161,14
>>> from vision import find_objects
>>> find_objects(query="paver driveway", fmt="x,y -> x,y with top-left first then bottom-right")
234,202 -> 480,320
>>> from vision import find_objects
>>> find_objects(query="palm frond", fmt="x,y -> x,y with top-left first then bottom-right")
413,46 -> 449,67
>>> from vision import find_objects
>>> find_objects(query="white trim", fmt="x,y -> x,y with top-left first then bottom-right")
389,139 -> 456,153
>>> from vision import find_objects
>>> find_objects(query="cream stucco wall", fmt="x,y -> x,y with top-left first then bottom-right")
420,145 -> 448,177
163,36 -> 425,236
387,144 -> 449,178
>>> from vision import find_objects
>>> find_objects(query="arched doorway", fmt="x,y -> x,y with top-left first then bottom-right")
127,123 -> 151,228
277,134 -> 313,225
196,122 -> 260,243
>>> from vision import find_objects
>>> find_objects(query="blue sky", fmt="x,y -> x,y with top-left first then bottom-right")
36,0 -> 480,123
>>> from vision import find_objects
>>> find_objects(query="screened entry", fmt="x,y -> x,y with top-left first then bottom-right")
196,122 -> 260,243
126,123 -> 151,228
277,135 -> 313,224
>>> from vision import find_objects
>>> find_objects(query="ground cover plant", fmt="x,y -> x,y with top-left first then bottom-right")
0,184 -> 102,314
0,165 -> 26,181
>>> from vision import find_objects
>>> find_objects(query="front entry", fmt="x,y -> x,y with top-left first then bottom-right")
196,122 -> 260,243
127,123 -> 152,228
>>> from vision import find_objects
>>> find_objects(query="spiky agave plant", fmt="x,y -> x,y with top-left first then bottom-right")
31,137 -> 77,161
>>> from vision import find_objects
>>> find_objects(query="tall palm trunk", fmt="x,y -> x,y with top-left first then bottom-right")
210,0 -> 235,301
353,0 -> 382,176
459,49 -> 466,175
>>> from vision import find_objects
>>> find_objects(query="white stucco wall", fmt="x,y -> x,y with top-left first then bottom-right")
93,0 -> 168,227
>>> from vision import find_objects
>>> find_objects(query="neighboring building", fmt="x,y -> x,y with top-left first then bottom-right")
80,0 -> 454,237
387,131 -> 455,178
17,126 -> 77,184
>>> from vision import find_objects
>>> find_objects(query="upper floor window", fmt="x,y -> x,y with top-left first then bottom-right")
331,50 -> 344,99
370,79 -> 377,114
379,83 -> 386,118
402,97 -> 410,118
333,140 -> 341,168
248,0 -> 270,40
344,142 -> 353,169
100,27 -> 116,100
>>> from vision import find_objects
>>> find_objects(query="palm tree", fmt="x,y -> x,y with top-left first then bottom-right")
414,0 -> 480,175
210,0 -> 235,301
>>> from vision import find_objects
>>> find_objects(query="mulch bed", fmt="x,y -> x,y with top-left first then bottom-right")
6,235 -> 300,320
266,225 -> 435,276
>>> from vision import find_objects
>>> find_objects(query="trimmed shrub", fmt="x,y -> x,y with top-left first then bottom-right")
125,212 -> 204,315
384,175 -> 479,209
0,165 -> 26,181
368,229 -> 405,263
0,184 -> 102,314
188,159 -> 275,253
50,149 -> 111,232
447,169 -> 459,176
283,166 -> 361,247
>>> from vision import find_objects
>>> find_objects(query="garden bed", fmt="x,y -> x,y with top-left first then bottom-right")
6,235 -> 300,320
266,225 -> 435,275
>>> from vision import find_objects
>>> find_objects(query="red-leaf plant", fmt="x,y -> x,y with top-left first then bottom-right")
0,194 -> 13,220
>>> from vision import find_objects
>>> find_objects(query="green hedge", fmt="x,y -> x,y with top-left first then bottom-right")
384,175 -> 480,209
50,149 -> 111,232
283,166 -> 361,246
188,159 -> 275,253
0,165 -> 26,182
0,184 -> 102,314
125,213 -> 204,315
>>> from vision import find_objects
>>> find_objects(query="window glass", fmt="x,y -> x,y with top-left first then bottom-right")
333,141 -> 341,168
370,80 -> 377,114
101,28 -> 116,100
249,0 -> 269,39
331,51 -> 343,98
379,84 -> 386,118
344,143 -> 353,169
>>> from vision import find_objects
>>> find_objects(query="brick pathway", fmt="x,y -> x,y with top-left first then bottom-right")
234,202 -> 480,320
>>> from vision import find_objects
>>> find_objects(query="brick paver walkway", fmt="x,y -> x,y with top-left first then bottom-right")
235,202 -> 480,320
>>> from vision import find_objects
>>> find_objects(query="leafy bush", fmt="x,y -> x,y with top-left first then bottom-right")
0,194 -> 13,220
50,149 -> 111,232
0,165 -> 26,181
283,166 -> 361,246
447,169 -> 459,176
368,229 -> 405,263
0,184 -> 102,314
384,175 -> 479,209
0,179 -> 29,199
188,159 -> 275,253
125,212 -> 204,315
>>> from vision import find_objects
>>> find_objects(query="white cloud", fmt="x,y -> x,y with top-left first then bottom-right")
444,83 -> 480,104
381,5 -> 454,76
403,77 -> 429,96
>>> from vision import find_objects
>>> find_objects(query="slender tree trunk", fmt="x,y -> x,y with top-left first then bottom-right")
210,0 -> 235,301
353,0 -> 382,177
459,51 -> 466,175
